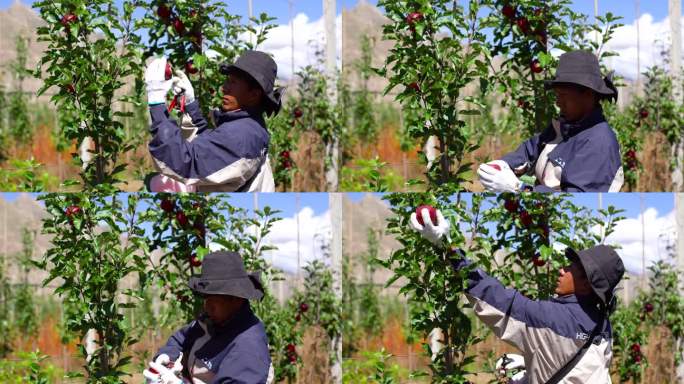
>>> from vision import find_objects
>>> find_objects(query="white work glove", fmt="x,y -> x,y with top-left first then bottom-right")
478,162 -> 523,192
145,57 -> 175,105
147,361 -> 187,384
173,70 -> 196,104
409,208 -> 451,246
143,353 -> 183,384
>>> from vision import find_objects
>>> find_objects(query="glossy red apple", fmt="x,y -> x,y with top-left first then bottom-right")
407,82 -> 420,92
173,18 -> 185,35
185,60 -> 198,74
630,343 -> 641,353
532,255 -> 546,267
176,211 -> 189,227
406,12 -> 424,26
165,62 -> 173,81
516,17 -> 530,34
60,13 -> 78,27
293,107 -> 303,118
502,4 -> 516,20
299,302 -> 309,313
65,205 -> 81,217
189,254 -> 202,267
157,4 -> 171,21
643,303 -> 653,313
286,344 -> 296,354
519,210 -> 533,227
281,151 -> 290,159
530,59 -> 543,74
416,205 -> 438,226
160,198 -> 174,213
295,314 -> 301,322
504,199 -> 518,213
639,109 -> 649,119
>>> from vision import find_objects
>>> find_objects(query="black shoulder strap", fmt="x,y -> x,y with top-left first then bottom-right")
545,315 -> 605,384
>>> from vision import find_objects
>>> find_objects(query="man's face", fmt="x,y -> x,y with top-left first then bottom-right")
221,73 -> 263,112
203,294 -> 244,325
555,261 -> 593,296
553,85 -> 595,122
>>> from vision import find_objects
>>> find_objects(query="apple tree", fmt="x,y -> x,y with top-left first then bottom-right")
267,104 -> 301,191
34,0 -> 144,189
138,0 -> 275,117
483,0 -> 623,137
37,192 -> 150,382
378,0 -> 490,188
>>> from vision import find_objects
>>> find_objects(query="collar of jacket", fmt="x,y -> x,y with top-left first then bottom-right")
212,108 -> 266,129
558,107 -> 606,140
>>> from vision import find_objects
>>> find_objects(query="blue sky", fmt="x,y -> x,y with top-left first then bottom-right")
0,0 -> 668,25
1,0 -> 679,79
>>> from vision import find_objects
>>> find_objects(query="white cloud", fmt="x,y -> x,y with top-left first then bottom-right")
242,12 -> 342,80
603,207 -> 677,275
603,13 -> 684,80
261,206 -> 332,274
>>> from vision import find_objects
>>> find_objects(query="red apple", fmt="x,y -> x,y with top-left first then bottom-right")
173,18 -> 185,35
60,13 -> 78,27
283,160 -> 292,169
634,354 -> 641,363
406,12 -> 424,26
626,149 -> 636,159
630,343 -> 641,353
416,205 -> 438,226
532,255 -> 546,267
530,59 -> 543,74
516,17 -> 530,34
293,107 -> 303,118
185,60 -> 198,74
65,205 -> 81,217
504,199 -> 518,213
643,303 -> 653,313
286,344 -> 296,354
639,109 -> 649,119
407,82 -> 420,92
157,4 -> 171,21
176,211 -> 189,227
165,62 -> 173,81
190,254 -> 202,267
289,354 -> 297,363
65,84 -> 76,94
519,210 -> 533,227
299,302 -> 309,313
160,198 -> 174,213
295,314 -> 301,322
189,9 -> 198,18
502,4 -> 516,20
488,163 -> 501,171
281,151 -> 290,159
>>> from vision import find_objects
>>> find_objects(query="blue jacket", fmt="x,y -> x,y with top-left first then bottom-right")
501,108 -> 623,192
156,303 -> 272,384
452,258 -> 613,384
148,101 -> 272,192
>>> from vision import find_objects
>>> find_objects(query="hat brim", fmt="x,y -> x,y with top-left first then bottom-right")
544,77 -> 615,95
189,276 -> 264,300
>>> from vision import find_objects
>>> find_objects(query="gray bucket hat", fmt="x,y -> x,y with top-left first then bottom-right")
219,50 -> 283,116
188,251 -> 264,300
545,51 -> 617,100
565,245 -> 625,307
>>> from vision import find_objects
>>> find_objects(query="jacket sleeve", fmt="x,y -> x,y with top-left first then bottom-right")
561,128 -> 622,192
500,134 -> 542,171
211,347 -> 271,384
154,322 -> 194,362
148,104 -> 263,189
451,258 -> 572,353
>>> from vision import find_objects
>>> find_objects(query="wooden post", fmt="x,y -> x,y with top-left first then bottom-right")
670,0 -> 683,191
323,0 -> 339,192
329,193 -> 343,384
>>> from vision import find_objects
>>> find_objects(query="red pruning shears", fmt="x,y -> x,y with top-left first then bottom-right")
168,93 -> 186,114
165,61 -> 186,113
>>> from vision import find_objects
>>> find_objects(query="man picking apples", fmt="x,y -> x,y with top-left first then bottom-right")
143,251 -> 274,384
410,207 -> 625,384
144,51 -> 283,192
478,51 -> 624,192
